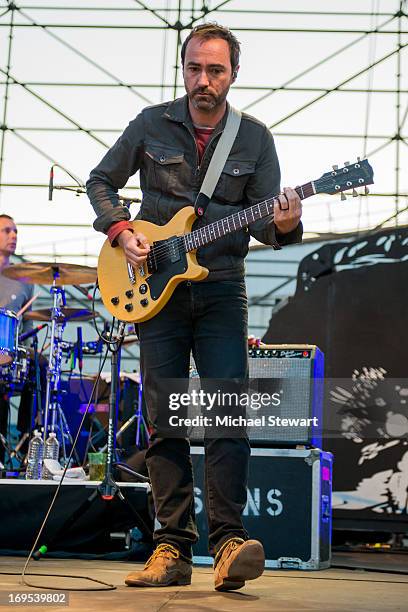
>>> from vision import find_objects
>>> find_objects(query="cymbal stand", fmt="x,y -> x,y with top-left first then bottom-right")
43,273 -> 65,442
42,270 -> 79,465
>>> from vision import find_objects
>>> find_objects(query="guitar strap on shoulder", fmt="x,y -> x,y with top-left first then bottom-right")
194,105 -> 242,217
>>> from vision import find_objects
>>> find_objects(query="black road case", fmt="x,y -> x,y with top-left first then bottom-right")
191,447 -> 333,570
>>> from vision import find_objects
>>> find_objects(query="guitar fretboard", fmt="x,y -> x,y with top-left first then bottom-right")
182,182 -> 314,252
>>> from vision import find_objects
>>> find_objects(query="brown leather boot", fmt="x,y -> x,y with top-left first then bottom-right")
214,537 -> 265,591
125,543 -> 192,587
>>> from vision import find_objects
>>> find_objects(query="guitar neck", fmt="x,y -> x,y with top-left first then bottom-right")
183,181 -> 315,252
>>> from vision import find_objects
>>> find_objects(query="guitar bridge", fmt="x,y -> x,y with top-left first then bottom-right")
127,262 -> 136,285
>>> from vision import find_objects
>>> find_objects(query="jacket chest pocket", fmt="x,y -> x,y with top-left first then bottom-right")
214,159 -> 256,203
145,143 -> 185,193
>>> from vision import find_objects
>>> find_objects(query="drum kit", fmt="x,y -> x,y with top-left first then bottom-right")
0,261 -> 108,466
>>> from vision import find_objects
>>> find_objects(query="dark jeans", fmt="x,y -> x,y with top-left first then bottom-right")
139,280 -> 250,559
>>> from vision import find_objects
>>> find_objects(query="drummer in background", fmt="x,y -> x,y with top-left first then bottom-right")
0,215 -> 33,312
0,214 -> 33,465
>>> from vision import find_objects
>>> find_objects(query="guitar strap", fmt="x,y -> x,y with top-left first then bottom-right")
194,105 -> 242,217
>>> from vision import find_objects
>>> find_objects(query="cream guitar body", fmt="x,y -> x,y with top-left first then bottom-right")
98,206 -> 208,323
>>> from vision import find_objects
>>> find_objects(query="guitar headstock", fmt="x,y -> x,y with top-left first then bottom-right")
314,159 -> 374,199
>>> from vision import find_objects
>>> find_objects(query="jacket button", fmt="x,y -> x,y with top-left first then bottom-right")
160,155 -> 166,163
233,168 -> 240,175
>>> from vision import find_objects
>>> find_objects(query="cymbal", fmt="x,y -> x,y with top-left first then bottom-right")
2,262 -> 97,286
24,307 -> 98,323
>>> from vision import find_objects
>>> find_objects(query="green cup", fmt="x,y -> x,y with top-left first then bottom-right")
88,452 -> 107,481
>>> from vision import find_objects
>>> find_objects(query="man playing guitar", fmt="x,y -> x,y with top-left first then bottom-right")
87,23 -> 302,590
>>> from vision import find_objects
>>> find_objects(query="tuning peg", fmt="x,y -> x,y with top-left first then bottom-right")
364,186 -> 369,195
341,192 -> 347,201
332,164 -> 338,171
352,189 -> 358,197
344,161 -> 350,167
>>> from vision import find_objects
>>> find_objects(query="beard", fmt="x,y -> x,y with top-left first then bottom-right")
188,87 -> 228,113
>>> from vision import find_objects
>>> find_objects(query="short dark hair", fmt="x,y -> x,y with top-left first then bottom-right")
0,214 -> 14,222
181,23 -> 241,75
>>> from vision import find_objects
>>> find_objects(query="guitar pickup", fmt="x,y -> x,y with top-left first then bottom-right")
148,236 -> 180,274
169,241 -> 181,264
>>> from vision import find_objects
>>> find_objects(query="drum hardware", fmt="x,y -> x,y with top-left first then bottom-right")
98,388 -> 149,454
40,282 -> 81,467
24,307 -> 99,323
59,339 -> 104,357
0,320 -> 45,468
2,261 -> 97,286
28,333 -> 43,435
0,433 -> 16,467
98,351 -> 149,450
32,318 -> 152,561
1,261 -> 102,470
0,346 -> 31,392
43,279 -> 65,444
8,432 -> 29,461
0,430 -> 27,468
0,309 -> 18,365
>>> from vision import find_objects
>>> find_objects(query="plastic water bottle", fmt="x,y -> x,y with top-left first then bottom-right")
42,432 -> 60,480
25,430 -> 44,480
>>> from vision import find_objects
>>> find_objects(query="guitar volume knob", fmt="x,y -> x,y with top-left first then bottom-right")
140,299 -> 149,307
125,303 -> 133,312
125,290 -> 134,299
111,296 -> 119,306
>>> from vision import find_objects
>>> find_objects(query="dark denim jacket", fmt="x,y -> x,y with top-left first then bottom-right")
86,95 -> 302,280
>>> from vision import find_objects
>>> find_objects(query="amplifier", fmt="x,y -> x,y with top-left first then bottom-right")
247,344 -> 324,447
187,344 -> 324,447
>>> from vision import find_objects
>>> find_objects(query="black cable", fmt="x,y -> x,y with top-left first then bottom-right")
1,569 -> 407,584
91,284 -> 120,351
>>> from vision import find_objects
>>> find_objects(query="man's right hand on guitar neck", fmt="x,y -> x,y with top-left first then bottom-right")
117,229 -> 150,266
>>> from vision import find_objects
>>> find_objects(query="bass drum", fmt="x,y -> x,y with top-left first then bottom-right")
0,309 -> 18,365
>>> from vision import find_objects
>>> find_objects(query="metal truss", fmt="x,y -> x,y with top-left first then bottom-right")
0,0 -> 407,239
1,0 -> 407,352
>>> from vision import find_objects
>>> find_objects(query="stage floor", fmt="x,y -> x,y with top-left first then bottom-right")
0,556 -> 407,611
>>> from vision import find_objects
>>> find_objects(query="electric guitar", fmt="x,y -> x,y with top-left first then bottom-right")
98,159 -> 374,323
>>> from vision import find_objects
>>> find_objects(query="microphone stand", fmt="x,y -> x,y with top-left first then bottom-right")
98,322 -> 124,499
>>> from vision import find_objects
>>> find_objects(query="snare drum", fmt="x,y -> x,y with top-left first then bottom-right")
0,309 -> 18,365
